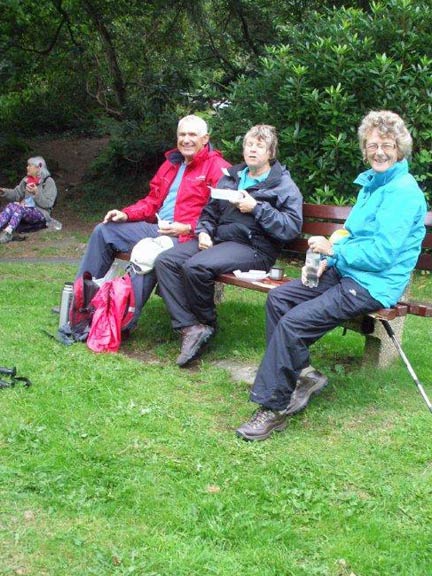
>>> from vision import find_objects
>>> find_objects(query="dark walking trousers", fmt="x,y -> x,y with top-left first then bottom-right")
155,239 -> 273,330
77,221 -> 178,329
251,267 -> 382,411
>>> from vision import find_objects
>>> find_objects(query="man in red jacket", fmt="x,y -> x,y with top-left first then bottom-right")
77,114 -> 230,330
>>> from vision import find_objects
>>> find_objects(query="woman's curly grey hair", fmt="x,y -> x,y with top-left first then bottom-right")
243,124 -> 278,160
28,156 -> 50,180
358,110 -> 412,161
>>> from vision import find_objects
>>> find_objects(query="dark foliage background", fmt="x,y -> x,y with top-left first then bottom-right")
0,0 -> 430,205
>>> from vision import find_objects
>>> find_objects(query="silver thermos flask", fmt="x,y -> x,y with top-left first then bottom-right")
59,282 -> 73,327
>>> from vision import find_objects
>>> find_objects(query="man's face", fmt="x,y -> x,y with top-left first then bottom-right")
177,121 -> 209,163
365,127 -> 398,173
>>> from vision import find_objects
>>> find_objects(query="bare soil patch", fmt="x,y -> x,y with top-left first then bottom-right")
0,136 -> 110,260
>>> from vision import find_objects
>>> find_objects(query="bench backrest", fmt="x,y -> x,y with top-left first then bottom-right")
284,203 -> 432,272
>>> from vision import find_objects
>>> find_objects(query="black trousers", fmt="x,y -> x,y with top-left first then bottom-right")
250,267 -> 382,411
155,239 -> 272,329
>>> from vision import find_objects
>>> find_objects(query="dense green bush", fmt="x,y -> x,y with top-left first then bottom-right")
211,0 -> 432,206
0,135 -> 31,184
88,110 -> 181,178
0,82 -> 100,137
79,110 -> 184,210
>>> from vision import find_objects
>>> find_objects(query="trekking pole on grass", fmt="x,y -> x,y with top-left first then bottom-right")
0,366 -> 16,377
380,320 -> 432,414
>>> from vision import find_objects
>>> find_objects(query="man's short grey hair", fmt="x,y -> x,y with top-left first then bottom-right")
243,124 -> 278,160
28,156 -> 50,180
358,110 -> 412,161
177,115 -> 208,137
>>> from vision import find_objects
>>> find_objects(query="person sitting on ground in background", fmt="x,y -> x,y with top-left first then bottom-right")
236,110 -> 427,442
0,156 -> 57,243
155,124 -> 303,367
76,114 -> 230,332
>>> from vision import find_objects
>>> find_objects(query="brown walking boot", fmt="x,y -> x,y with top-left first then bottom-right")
176,324 -> 214,367
283,368 -> 328,416
236,407 -> 287,441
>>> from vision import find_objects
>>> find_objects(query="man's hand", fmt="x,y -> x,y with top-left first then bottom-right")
308,235 -> 334,256
231,190 -> 256,213
198,232 -> 213,250
158,221 -> 191,237
103,209 -> 128,224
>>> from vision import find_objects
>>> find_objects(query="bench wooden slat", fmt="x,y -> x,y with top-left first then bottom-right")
301,221 -> 346,236
369,304 -> 408,321
421,235 -> 432,249
115,203 -> 432,325
417,253 -> 432,271
303,204 -> 351,220
217,273 -> 411,322
399,300 -> 432,317
217,273 -> 290,294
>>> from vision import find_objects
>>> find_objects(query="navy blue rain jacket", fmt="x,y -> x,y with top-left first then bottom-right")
196,161 -> 303,262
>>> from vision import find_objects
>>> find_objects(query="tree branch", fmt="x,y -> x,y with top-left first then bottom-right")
51,0 -> 81,47
81,0 -> 127,113
8,16 -> 66,56
231,0 -> 261,57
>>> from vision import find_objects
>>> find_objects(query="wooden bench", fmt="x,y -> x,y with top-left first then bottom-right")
218,204 -> 432,367
115,203 -> 431,401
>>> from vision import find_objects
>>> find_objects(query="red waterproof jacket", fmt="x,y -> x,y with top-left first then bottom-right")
87,275 -> 136,353
122,145 -> 230,242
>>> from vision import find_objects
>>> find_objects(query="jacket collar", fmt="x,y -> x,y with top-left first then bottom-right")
165,143 -> 214,166
354,159 -> 409,191
226,160 -> 283,187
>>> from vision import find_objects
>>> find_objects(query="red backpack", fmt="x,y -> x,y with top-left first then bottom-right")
87,274 -> 136,353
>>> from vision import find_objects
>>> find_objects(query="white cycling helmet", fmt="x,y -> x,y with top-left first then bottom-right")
129,235 -> 174,275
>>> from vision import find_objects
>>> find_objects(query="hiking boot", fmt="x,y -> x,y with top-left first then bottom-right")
283,369 -> 328,416
0,230 -> 13,244
176,324 -> 214,367
236,407 -> 287,441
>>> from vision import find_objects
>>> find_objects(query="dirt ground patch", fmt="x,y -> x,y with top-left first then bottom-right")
0,136 -> 110,260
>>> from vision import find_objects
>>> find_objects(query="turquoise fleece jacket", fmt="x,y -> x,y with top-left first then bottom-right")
328,159 -> 426,307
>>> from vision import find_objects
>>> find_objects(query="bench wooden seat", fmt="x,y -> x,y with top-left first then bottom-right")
217,203 -> 432,373
218,271 -> 411,320
218,203 -> 432,314
115,202 -> 432,366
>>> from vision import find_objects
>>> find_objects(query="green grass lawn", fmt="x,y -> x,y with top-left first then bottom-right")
1,264 -> 431,576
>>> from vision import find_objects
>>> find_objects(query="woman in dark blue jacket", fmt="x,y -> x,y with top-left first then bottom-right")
155,124 -> 303,367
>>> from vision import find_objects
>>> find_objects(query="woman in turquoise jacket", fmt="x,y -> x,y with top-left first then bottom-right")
237,110 -> 427,442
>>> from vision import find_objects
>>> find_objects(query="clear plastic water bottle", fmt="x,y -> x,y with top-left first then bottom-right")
304,248 -> 321,288
47,217 -> 63,231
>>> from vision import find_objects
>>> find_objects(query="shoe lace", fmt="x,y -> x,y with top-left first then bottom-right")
250,408 -> 273,427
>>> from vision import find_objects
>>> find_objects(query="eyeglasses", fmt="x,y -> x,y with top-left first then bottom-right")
366,142 -> 396,152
